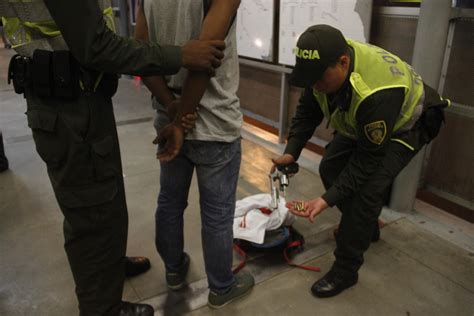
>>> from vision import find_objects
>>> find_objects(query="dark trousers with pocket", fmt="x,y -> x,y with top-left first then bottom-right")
25,86 -> 127,316
319,133 -> 421,278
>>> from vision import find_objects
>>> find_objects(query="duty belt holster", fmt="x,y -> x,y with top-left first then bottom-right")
52,50 -> 79,99
8,54 -> 31,95
32,49 -> 52,97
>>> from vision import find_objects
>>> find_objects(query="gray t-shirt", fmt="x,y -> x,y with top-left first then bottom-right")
143,0 -> 242,142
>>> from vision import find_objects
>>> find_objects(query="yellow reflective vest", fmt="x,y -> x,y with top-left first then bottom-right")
314,39 -> 425,139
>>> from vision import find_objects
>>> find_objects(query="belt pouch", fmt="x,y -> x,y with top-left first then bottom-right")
32,50 -> 53,97
8,55 -> 29,94
52,51 -> 78,100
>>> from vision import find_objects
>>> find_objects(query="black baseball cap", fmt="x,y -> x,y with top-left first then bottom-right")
289,24 -> 348,88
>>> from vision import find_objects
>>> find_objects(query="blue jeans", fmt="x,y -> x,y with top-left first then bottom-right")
155,139 -> 241,293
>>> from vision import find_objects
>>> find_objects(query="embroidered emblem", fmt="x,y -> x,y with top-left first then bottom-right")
364,121 -> 387,145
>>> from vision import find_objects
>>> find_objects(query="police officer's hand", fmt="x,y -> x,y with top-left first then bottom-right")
182,40 -> 225,76
287,197 -> 329,223
154,123 -> 184,162
165,100 -> 199,133
270,154 -> 296,174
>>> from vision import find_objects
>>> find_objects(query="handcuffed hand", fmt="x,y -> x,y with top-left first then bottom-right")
153,123 -> 184,162
165,99 -> 199,133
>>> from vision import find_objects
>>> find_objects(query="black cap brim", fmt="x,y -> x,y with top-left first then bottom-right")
289,62 -> 327,88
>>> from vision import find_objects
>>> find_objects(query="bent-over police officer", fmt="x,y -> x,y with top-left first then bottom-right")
1,0 -> 225,315
272,25 -> 449,298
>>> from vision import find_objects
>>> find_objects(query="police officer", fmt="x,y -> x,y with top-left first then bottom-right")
1,0 -> 225,315
272,25 -> 448,298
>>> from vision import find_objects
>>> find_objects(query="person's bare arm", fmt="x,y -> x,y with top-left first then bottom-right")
173,0 -> 241,124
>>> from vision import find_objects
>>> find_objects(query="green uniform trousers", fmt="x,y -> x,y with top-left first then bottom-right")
25,85 -> 127,316
319,131 -> 424,278
318,83 -> 444,278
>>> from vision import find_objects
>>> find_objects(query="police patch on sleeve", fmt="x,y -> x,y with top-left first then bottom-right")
364,121 -> 387,145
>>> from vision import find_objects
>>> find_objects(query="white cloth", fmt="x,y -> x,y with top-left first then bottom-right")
233,194 -> 296,244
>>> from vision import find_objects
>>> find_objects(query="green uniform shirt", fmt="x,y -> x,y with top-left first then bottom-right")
43,0 -> 182,76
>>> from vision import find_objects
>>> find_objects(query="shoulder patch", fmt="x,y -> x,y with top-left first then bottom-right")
364,121 -> 387,145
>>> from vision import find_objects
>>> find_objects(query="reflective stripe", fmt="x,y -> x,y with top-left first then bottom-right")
2,16 -> 67,56
23,20 -> 60,37
2,1 -> 115,58
2,17 -> 30,48
8,33 -> 68,56
391,138 -> 415,151
103,6 -> 116,32
396,90 -> 424,133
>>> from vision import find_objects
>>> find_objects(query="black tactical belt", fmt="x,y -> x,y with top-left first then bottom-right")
8,50 -> 118,100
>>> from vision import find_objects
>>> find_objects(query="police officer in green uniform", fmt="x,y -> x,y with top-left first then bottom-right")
1,0 -> 225,315
272,25 -> 448,298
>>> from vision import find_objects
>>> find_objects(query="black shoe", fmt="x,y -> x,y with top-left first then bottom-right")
125,256 -> 151,277
118,301 -> 154,316
311,270 -> 358,298
208,273 -> 255,309
166,252 -> 190,290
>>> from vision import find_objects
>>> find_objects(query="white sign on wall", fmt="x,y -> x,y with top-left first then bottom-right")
236,0 -> 275,61
279,0 -> 373,65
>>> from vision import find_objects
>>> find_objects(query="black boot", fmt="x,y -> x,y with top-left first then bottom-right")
118,302 -> 154,316
0,133 -> 8,172
311,270 -> 358,298
125,256 -> 151,277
